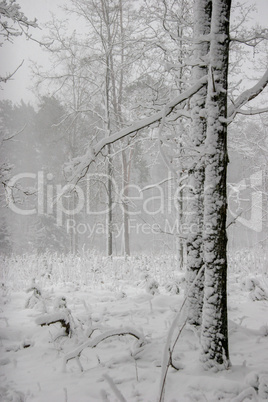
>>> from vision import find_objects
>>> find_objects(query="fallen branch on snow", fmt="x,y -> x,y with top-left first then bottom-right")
36,312 -> 71,336
62,327 -> 146,372
231,387 -> 258,402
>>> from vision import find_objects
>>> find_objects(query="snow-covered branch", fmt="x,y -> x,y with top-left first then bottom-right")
36,312 -> 71,336
63,327 -> 146,372
0,0 -> 50,83
0,0 -> 40,55
167,109 -> 191,121
0,0 -> 38,42
140,177 -> 173,192
69,76 -> 208,184
234,107 -> 268,116
1,124 -> 26,142
158,266 -> 205,402
230,30 -> 268,47
228,68 -> 268,123
0,60 -> 24,83
231,387 -> 258,402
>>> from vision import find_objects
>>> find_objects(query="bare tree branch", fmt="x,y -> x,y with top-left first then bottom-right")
235,107 -> 268,116
0,60 -> 24,83
230,30 -> 268,47
1,123 -> 26,142
68,75 -> 208,185
228,68 -> 268,123
63,327 -> 145,372
0,0 -> 38,43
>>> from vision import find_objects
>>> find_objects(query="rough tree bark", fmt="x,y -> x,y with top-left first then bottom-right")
200,0 -> 231,370
186,0 -> 212,326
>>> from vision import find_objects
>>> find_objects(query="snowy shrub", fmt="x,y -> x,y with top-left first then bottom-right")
26,280 -> 42,298
165,279 -> 180,295
1,252 -> 180,291
25,279 -> 47,312
139,272 -> 150,283
116,290 -> 127,299
0,283 -> 10,305
246,277 -> 268,301
228,248 -> 267,276
54,296 -> 68,310
245,371 -> 259,390
245,372 -> 268,399
0,387 -> 26,401
245,277 -> 256,291
146,278 -> 159,295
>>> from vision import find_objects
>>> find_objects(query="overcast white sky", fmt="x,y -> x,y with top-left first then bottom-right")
1,0 -> 268,106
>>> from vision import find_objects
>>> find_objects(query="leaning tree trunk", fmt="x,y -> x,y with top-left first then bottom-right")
186,0 -> 212,326
200,0 -> 231,370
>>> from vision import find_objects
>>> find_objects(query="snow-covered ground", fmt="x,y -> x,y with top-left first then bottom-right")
0,252 -> 268,401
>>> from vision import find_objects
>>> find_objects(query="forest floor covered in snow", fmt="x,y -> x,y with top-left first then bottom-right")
0,251 -> 268,401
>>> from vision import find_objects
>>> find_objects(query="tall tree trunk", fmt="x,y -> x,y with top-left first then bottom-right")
105,56 -> 113,256
186,0 -> 211,325
122,149 -> 130,256
117,0 -> 131,257
107,144 -> 113,257
263,163 -> 268,252
103,0 -> 114,257
200,0 -> 231,370
176,173 -> 184,270
176,22 -> 186,271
